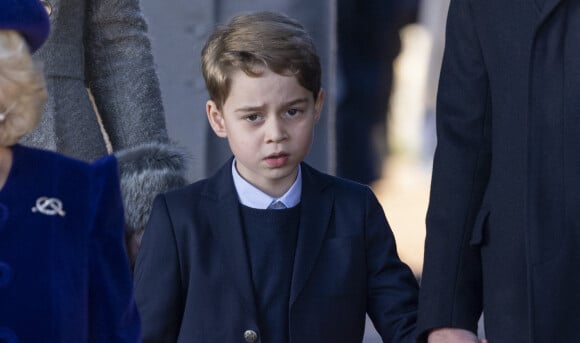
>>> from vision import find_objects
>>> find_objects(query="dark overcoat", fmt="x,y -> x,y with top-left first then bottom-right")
134,160 -> 418,343
417,0 -> 580,342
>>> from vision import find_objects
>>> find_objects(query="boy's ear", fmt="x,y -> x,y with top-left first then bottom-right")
206,100 -> 227,138
313,89 -> 325,123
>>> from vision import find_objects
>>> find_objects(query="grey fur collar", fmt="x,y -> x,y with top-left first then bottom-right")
116,142 -> 189,231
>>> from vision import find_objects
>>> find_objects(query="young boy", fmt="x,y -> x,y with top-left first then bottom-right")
134,11 -> 418,343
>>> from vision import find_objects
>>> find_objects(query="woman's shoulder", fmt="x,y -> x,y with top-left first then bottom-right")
13,144 -> 119,189
15,144 -> 115,170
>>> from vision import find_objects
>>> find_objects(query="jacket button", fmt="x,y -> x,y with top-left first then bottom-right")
243,329 -> 258,343
0,262 -> 13,288
0,327 -> 18,343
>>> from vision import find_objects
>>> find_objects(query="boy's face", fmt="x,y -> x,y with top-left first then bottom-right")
206,68 -> 324,197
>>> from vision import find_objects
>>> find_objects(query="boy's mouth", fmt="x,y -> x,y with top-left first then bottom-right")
265,152 -> 289,168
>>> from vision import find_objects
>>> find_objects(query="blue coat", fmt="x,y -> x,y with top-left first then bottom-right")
417,0 -> 580,341
0,145 -> 140,342
134,160 -> 418,343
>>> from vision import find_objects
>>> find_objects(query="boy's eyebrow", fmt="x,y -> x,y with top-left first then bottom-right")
283,98 -> 309,107
234,104 -> 266,113
234,98 -> 310,113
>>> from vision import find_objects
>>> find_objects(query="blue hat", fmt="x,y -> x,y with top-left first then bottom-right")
0,0 -> 50,53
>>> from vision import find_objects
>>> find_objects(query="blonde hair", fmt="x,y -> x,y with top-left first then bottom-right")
201,11 -> 321,109
0,30 -> 47,146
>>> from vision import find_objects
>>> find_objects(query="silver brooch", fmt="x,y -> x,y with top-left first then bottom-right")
32,197 -> 66,217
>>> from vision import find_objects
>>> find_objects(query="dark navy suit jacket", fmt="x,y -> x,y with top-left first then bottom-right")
0,144 -> 140,342
134,159 -> 418,343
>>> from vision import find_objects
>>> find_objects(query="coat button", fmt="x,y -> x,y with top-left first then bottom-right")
243,329 -> 258,343
0,327 -> 18,343
0,262 -> 13,288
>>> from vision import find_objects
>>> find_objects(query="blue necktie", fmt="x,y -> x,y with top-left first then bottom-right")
268,201 -> 286,209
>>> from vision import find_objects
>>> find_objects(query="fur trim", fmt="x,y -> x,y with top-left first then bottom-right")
115,142 -> 189,232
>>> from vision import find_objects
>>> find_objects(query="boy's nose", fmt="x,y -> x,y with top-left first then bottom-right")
265,117 -> 288,143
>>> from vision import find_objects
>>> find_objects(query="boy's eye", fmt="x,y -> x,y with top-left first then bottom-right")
287,108 -> 300,116
245,114 -> 260,122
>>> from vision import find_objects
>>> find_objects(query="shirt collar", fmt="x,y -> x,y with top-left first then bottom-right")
231,159 -> 302,209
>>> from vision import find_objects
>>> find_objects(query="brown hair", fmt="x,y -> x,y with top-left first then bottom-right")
0,30 -> 46,146
201,11 -> 321,108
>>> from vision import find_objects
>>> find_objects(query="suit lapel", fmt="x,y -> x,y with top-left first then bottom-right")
289,164 -> 333,306
207,162 -> 335,311
205,160 -> 257,319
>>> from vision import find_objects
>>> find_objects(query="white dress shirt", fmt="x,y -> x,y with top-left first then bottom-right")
231,159 -> 301,209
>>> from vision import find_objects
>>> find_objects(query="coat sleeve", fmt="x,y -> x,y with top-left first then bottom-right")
84,0 -> 167,151
83,0 -> 189,239
416,0 -> 492,339
133,194 -> 184,343
88,156 -> 141,342
364,188 -> 419,343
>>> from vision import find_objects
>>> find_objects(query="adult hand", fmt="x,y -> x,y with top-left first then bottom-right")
428,328 -> 486,343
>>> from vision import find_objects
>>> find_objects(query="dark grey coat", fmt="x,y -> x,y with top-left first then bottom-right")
417,0 -> 580,342
28,0 -> 187,230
